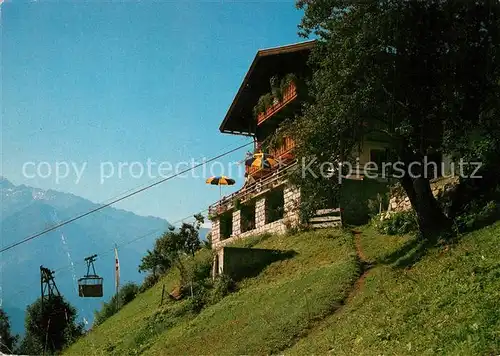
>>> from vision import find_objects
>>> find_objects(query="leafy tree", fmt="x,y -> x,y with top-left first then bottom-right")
138,248 -> 171,278
203,232 -> 212,249
17,333 -> 43,356
179,213 -> 204,257
0,308 -> 18,354
18,296 -> 83,355
138,215 -> 205,283
294,0 -> 500,238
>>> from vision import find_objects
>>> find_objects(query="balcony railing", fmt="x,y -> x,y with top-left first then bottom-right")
245,137 -> 296,178
271,137 -> 295,159
256,82 -> 298,126
209,161 -> 298,218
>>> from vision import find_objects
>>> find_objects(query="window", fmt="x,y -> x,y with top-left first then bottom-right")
265,188 -> 285,223
370,149 -> 388,170
240,202 -> 256,233
219,211 -> 233,240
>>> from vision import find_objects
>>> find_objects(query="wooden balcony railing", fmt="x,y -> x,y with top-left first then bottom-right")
256,82 -> 298,125
270,137 -> 295,159
245,137 -> 296,177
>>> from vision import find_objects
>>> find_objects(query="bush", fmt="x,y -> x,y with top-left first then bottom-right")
183,275 -> 237,314
210,274 -> 236,304
454,200 -> 500,232
374,210 -> 418,235
140,273 -> 160,293
185,282 -> 210,313
181,250 -> 213,287
93,298 -> 119,326
203,232 -> 212,249
93,282 -> 140,326
119,282 -> 140,305
367,192 -> 389,218
177,252 -> 237,313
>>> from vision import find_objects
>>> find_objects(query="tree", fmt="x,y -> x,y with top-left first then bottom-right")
138,248 -> 171,278
203,232 -> 212,249
294,0 -> 500,238
179,213 -> 204,257
18,296 -> 83,355
138,215 -> 205,281
0,308 -> 18,354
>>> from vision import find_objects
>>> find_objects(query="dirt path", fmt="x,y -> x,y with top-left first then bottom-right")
281,229 -> 377,352
353,230 -> 369,263
344,230 -> 374,304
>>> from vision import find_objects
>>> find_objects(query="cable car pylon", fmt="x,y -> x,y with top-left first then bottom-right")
40,266 -> 61,310
78,254 -> 103,297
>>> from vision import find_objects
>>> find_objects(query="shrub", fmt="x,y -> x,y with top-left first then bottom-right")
184,275 -> 237,314
185,282 -> 210,314
343,197 -> 370,225
93,282 -> 140,326
367,193 -> 389,218
203,232 -> 212,249
454,200 -> 500,232
178,253 -> 237,313
210,274 -> 236,304
140,273 -> 160,293
181,250 -> 213,287
93,299 -> 118,326
374,210 -> 418,235
119,282 -> 140,305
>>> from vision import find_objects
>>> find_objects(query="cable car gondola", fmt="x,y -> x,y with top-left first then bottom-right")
78,254 -> 103,297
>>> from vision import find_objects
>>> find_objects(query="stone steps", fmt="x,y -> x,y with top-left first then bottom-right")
309,208 -> 342,229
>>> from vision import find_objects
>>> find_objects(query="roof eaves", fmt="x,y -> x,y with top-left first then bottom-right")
218,39 -> 317,134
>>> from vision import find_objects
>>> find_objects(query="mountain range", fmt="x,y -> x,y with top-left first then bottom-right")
0,177 -> 207,335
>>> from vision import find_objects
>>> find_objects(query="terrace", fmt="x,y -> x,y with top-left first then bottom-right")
208,161 -> 297,218
246,136 -> 296,178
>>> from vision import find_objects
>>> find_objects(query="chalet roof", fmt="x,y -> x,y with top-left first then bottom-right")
219,39 -> 316,136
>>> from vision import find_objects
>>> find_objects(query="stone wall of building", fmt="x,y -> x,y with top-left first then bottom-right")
232,210 -> 241,236
214,218 -> 287,249
284,185 -> 301,226
211,183 -> 302,251
255,197 -> 267,228
211,218 -> 221,246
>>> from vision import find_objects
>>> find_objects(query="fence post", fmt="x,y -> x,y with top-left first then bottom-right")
159,284 -> 165,306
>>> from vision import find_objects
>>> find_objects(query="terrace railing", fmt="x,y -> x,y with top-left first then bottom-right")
245,137 -> 296,177
209,161 -> 297,218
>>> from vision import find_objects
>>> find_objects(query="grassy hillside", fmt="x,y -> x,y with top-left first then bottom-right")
65,228 -> 359,355
289,223 -> 500,355
65,222 -> 500,355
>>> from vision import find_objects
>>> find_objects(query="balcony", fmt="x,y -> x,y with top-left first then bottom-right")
256,82 -> 298,126
245,137 -> 296,178
271,136 -> 295,160
209,161 -> 297,218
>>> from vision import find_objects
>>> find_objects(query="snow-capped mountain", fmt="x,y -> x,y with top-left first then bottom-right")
0,177 -> 172,335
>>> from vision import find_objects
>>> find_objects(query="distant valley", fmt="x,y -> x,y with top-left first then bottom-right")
0,177 -> 207,335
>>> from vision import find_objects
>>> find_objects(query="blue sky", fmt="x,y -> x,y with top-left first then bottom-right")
1,1 -> 305,224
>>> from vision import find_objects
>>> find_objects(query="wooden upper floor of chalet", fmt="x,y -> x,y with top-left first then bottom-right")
219,40 -> 316,137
